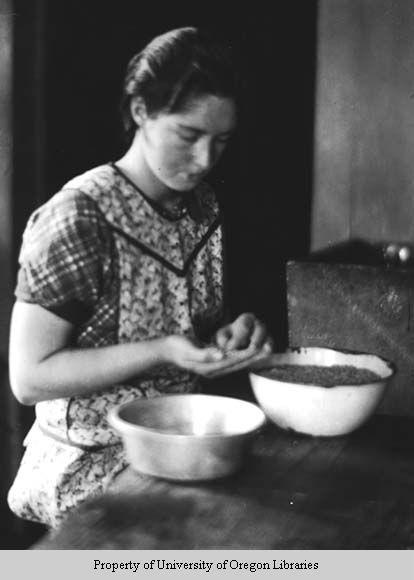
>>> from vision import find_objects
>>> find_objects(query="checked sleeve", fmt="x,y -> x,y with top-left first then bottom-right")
15,190 -> 110,326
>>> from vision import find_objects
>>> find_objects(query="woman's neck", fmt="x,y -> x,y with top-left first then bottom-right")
115,139 -> 183,212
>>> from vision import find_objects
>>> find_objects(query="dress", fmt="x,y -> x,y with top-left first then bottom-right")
7,163 -> 225,527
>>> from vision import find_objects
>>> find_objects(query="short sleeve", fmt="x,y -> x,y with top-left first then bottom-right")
15,189 -> 110,325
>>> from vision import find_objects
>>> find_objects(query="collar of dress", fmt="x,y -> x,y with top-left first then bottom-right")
64,164 -> 221,276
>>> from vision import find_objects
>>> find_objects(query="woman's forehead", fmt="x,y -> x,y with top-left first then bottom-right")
169,94 -> 237,133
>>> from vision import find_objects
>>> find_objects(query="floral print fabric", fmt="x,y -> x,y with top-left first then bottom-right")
8,164 -> 224,527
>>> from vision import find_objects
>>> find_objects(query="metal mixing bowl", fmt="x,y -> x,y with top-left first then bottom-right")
108,393 -> 266,480
249,347 -> 394,437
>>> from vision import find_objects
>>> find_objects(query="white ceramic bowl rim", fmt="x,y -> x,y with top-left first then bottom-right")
108,393 -> 267,440
249,346 -> 395,388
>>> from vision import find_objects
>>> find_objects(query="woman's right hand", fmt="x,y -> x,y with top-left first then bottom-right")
163,334 -> 269,378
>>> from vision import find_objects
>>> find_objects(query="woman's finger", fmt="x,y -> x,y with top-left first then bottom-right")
248,319 -> 268,349
190,345 -> 225,363
263,337 -> 274,353
173,336 -> 224,364
203,347 -> 272,378
215,325 -> 232,349
226,313 -> 254,350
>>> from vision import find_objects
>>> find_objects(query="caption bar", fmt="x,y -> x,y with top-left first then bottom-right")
93,558 -> 319,573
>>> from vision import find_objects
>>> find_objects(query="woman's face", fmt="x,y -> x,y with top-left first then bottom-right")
135,94 -> 237,192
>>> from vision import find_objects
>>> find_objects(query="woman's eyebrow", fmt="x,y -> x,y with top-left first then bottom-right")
177,124 -> 203,134
177,123 -> 234,136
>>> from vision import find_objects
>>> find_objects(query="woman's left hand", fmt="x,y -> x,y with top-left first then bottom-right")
215,313 -> 273,353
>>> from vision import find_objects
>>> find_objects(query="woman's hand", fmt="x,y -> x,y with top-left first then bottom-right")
164,313 -> 274,378
164,333 -> 270,378
215,313 -> 273,353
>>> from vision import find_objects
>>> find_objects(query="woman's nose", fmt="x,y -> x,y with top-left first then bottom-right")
194,140 -> 214,170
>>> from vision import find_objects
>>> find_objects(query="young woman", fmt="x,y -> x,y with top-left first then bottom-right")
8,27 -> 272,528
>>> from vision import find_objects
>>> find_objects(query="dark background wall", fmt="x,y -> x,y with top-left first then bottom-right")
0,1 -> 12,357
0,0 -> 22,550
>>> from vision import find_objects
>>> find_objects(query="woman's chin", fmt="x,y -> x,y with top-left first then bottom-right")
167,179 -> 202,192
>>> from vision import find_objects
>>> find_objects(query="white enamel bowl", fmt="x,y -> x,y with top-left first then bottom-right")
249,347 -> 394,437
108,394 -> 266,480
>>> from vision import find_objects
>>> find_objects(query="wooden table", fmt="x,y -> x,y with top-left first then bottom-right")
32,413 -> 414,549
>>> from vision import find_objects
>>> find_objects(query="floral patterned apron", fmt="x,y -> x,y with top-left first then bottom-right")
8,165 -> 224,527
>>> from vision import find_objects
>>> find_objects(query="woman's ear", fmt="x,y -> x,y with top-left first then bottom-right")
130,97 -> 148,127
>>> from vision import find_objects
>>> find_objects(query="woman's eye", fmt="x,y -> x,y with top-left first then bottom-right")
178,133 -> 198,143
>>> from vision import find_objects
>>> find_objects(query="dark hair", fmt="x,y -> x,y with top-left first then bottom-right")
121,27 -> 241,145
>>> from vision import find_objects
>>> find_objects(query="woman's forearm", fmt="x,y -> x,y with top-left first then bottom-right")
10,303 -> 271,406
12,337 -> 169,405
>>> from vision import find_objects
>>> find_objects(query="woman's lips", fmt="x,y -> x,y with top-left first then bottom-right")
185,172 -> 205,181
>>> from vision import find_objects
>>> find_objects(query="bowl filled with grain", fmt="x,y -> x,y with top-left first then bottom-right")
248,347 -> 394,437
